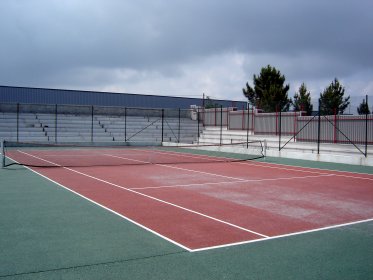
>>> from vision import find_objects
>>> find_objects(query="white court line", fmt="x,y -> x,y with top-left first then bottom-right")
16,151 -> 270,240
191,217 -> 373,252
130,173 -> 335,190
104,153 -> 249,182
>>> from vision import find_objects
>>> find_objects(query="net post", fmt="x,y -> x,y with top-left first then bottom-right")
1,139 -> 4,168
263,139 -> 267,158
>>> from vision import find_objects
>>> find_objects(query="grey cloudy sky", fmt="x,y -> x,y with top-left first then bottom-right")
1,0 -> 372,108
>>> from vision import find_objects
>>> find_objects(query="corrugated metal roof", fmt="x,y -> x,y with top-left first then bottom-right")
0,85 -> 246,109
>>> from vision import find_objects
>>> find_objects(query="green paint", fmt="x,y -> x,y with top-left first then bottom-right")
1,161 -> 372,279
0,167 -> 182,277
260,156 -> 373,174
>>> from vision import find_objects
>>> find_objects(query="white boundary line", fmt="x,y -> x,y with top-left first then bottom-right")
191,217 -> 373,252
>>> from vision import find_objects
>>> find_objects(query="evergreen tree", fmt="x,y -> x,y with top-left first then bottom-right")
319,78 -> 350,115
357,98 -> 371,115
204,97 -> 219,109
293,83 -> 313,115
242,65 -> 291,112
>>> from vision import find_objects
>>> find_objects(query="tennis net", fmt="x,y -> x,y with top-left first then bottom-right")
1,140 -> 265,168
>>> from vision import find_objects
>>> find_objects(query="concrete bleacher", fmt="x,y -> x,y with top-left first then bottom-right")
0,112 -> 48,142
0,112 -> 199,143
96,115 -> 198,143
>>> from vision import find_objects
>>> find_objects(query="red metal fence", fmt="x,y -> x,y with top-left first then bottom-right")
201,108 -> 372,144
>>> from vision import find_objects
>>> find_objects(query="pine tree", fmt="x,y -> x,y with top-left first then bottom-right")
204,97 -> 219,109
319,78 -> 350,115
293,83 -> 313,115
242,65 -> 291,112
357,99 -> 371,115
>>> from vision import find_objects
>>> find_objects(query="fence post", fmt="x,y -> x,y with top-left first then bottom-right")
252,108 -> 255,134
278,107 -> 282,151
293,111 -> 297,142
365,95 -> 368,157
317,99 -> 321,154
226,108 -> 229,129
220,105 -> 223,145
91,105 -> 94,143
241,107 -> 244,130
275,106 -> 278,135
215,107 -> 217,126
55,104 -> 57,143
246,104 -> 250,148
124,107 -> 127,142
161,109 -> 164,143
16,103 -> 19,142
197,107 -> 200,144
334,108 -> 337,143
178,108 -> 181,143
202,104 -> 205,125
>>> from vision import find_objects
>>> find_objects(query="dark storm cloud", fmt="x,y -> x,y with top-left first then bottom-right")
0,0 -> 372,96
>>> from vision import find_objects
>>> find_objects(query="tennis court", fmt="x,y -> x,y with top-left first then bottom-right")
1,142 -> 373,279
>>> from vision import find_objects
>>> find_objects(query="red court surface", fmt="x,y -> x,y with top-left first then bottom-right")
7,148 -> 373,251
